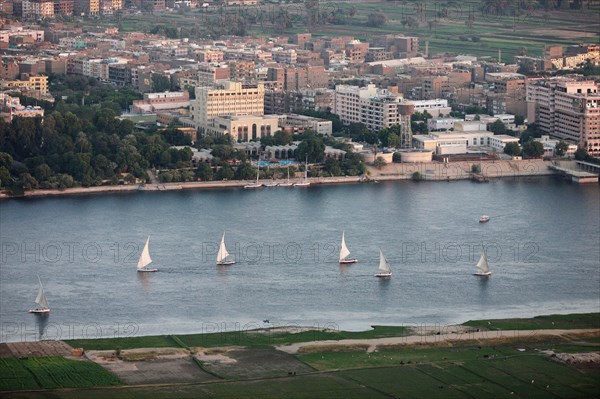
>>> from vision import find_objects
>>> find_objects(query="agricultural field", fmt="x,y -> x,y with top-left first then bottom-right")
3,314 -> 598,398
0,356 -> 123,391
197,347 -> 314,379
338,355 -> 600,399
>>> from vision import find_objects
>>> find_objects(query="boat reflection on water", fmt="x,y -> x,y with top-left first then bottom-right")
137,270 -> 152,290
35,313 -> 49,340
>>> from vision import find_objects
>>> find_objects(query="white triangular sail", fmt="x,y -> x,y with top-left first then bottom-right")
339,232 -> 351,262
378,248 -> 391,273
137,236 -> 152,270
35,276 -> 49,310
476,250 -> 490,273
217,233 -> 230,263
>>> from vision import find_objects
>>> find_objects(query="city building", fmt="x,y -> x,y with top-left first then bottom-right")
535,135 -> 578,158
74,0 -> 99,15
277,114 -> 332,136
405,99 -> 452,118
333,84 -> 411,135
191,81 -> 265,131
3,74 -> 48,96
527,78 -> 600,157
0,93 -> 44,122
205,115 -> 278,142
131,91 -> 190,114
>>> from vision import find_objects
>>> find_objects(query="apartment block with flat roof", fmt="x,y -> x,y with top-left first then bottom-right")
191,81 -> 265,131
527,78 -> 600,157
3,75 -> 48,96
333,84 -> 412,147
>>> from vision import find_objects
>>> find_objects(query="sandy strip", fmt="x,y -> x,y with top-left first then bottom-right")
275,328 -> 600,354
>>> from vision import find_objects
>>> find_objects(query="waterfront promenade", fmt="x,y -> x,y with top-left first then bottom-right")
0,159 -> 560,199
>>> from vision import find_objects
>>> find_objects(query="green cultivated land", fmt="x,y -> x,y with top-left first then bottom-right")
0,356 -> 123,391
2,314 -> 599,398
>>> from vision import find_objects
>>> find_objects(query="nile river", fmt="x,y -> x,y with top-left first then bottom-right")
1,177 -> 598,342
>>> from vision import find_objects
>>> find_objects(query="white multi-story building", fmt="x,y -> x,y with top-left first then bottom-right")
405,99 -> 452,118
535,135 -> 578,158
191,81 -> 265,131
333,84 -> 411,146
0,28 -> 44,43
527,78 -> 600,157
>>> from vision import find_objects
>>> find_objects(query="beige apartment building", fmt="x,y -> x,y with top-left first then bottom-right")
527,78 -> 600,157
4,75 -> 48,96
191,81 -> 264,131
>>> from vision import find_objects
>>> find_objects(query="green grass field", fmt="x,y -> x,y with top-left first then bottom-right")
463,313 -> 600,331
0,356 -> 123,391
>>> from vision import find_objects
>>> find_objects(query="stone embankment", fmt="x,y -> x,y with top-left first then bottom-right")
0,160 -> 555,200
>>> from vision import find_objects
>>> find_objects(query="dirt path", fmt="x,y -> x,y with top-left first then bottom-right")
276,328 -> 600,354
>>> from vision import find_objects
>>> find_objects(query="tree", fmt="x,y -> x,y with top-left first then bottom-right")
234,161 -> 256,180
195,162 -> 213,181
296,133 -> 325,163
520,123 -> 542,143
0,152 -> 13,169
273,130 -> 292,145
216,162 -> 234,180
19,172 -> 39,190
574,148 -> 589,161
341,152 -> 366,176
211,145 -> 236,161
471,164 -> 481,173
323,158 -> 342,176
373,156 -> 387,169
160,128 -> 192,146
366,12 -> 386,27
488,120 -> 509,134
503,142 -> 521,156
151,74 -> 171,92
0,167 -> 11,188
522,141 -> 544,158
554,141 -> 568,157
514,115 -> 525,126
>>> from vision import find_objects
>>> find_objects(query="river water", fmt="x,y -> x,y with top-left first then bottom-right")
0,177 -> 598,342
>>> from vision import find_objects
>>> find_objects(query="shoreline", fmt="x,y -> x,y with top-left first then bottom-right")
0,159 -> 559,200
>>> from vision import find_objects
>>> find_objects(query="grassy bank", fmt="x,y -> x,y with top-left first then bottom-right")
65,313 -> 600,350
462,313 -> 600,331
66,325 -> 410,350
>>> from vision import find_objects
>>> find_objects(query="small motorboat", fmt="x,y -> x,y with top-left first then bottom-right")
479,215 -> 490,223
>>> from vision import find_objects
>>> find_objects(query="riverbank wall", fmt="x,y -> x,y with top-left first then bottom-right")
0,159 -> 562,200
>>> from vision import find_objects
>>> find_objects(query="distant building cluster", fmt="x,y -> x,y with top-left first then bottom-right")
1,15 -> 599,157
